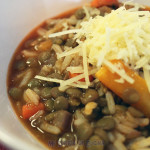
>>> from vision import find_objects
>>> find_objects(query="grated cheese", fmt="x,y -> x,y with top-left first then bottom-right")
48,29 -> 80,38
34,75 -> 88,91
97,27 -> 111,67
115,78 -> 125,84
35,75 -> 64,84
135,56 -> 149,69
103,59 -> 134,84
66,66 -> 83,73
71,82 -> 88,89
59,85 -> 70,92
73,5 -> 150,90
60,73 -> 86,88
59,68 -> 98,90
35,75 -> 88,90
42,4 -> 150,91
143,69 -> 150,92
82,44 -> 90,86
75,7 -> 150,64
57,47 -> 80,59
83,6 -> 90,20
59,83 -> 88,91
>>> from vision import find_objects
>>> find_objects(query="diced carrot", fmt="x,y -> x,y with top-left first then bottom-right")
37,40 -> 52,51
91,0 -> 119,8
22,103 -> 44,119
95,59 -> 150,117
69,72 -> 94,82
144,6 -> 150,11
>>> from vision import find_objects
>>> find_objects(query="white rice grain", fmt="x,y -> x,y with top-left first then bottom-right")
107,144 -> 117,150
40,122 -> 61,135
19,69 -> 33,88
23,89 -> 40,105
126,112 -> 139,125
22,50 -> 38,58
116,123 -> 134,134
108,132 -> 115,143
40,65 -> 53,74
129,137 -> 150,150
114,112 -> 138,128
114,131 -> 126,142
123,121 -> 138,129
128,107 -> 144,118
54,58 -> 64,72
114,140 -> 127,150
37,28 -> 47,36
67,15 -> 78,26
137,118 -> 149,127
61,55 -> 73,72
106,91 -> 116,114
116,123 -> 141,139
46,18 -> 60,26
45,19 -> 66,37
52,44 -> 63,54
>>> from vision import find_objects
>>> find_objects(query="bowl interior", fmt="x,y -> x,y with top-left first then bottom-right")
0,0 -> 150,150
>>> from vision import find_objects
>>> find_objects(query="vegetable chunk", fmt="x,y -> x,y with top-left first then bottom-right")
95,59 -> 150,117
91,0 -> 119,8
22,103 -> 44,119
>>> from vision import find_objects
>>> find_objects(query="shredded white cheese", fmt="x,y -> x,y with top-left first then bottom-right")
59,83 -> 88,91
59,73 -> 85,88
143,69 -> 150,92
35,75 -> 64,84
74,6 -> 150,70
83,6 -> 90,20
66,66 -> 83,73
115,78 -> 125,84
59,68 -> 97,90
97,27 -> 111,67
82,44 -> 90,86
48,29 -> 80,38
74,5 -> 150,90
57,47 -> 80,59
40,4 -> 150,91
103,59 -> 134,84
35,75 -> 88,90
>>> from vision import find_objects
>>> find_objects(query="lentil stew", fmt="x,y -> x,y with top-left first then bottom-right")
7,1 -> 150,150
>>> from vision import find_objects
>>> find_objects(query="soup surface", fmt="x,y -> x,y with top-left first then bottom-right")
7,1 -> 150,150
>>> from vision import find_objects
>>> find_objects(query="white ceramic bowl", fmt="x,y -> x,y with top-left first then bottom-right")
0,0 -> 149,150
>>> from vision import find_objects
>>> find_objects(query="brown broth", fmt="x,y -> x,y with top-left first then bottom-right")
7,7 -> 80,150
7,3 -> 147,150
